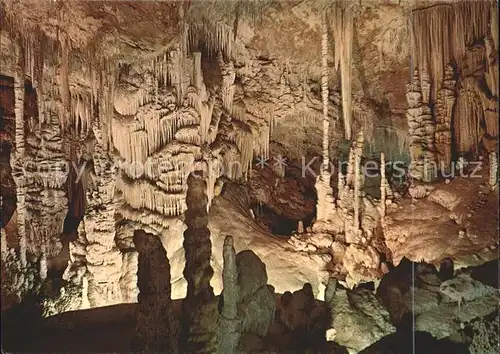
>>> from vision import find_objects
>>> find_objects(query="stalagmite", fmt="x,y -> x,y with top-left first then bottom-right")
314,13 -> 336,224
321,13 -> 330,170
12,43 -> 27,268
297,221 -> 304,234
218,235 -> 240,353
489,152 -> 498,189
435,65 -> 456,175
81,276 -> 91,309
337,168 -> 345,194
332,1 -> 354,140
193,52 -> 202,90
39,242 -> 47,280
353,133 -> 363,230
29,70 -> 69,270
133,230 -> 177,353
81,117 -> 123,307
380,152 -> 387,218
1,196 -> 7,261
406,70 -> 436,181
181,172 -> 218,352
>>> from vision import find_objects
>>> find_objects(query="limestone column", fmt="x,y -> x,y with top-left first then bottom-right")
12,43 -> 27,267
133,230 -> 177,353
406,70 -> 436,181
435,65 -> 456,175
314,13 -> 336,224
181,172 -> 218,352
353,131 -> 364,230
380,152 -> 387,218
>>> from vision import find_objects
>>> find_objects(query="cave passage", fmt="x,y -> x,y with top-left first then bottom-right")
251,202 -> 315,237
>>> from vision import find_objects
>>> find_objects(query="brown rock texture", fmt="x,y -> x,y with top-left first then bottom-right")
133,229 -> 177,353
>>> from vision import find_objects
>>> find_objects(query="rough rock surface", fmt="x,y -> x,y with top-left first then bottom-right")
328,286 -> 396,353
377,258 -> 498,342
181,172 -> 218,353
236,250 -> 276,337
132,230 -> 177,353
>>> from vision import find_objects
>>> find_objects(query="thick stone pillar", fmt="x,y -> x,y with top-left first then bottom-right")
133,230 -> 177,353
181,172 -> 218,352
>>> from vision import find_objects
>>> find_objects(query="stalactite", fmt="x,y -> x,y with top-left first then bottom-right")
260,124 -> 270,159
100,62 -> 116,152
188,20 -> 233,59
70,90 -> 93,137
412,2 -> 491,99
485,38 -> 499,99
116,176 -> 186,216
58,36 -> 70,128
331,1 -> 354,140
113,108 -> 200,164
491,2 -> 499,51
453,77 -> 484,155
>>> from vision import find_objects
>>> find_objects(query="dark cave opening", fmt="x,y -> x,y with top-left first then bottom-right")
251,203 -> 300,236
250,196 -> 316,237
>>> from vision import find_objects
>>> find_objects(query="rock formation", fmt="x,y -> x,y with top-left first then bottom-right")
181,172 -> 218,352
133,230 -> 177,353
0,2 -> 498,353
489,152 -> 498,189
327,285 -> 396,353
217,235 -> 240,353
235,250 -> 276,338
434,65 -> 456,175
406,70 -> 436,182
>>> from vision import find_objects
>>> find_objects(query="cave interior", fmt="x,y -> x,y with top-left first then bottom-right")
0,1 -> 499,353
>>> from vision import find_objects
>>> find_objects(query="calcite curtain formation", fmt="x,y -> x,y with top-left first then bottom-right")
407,1 -> 499,179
